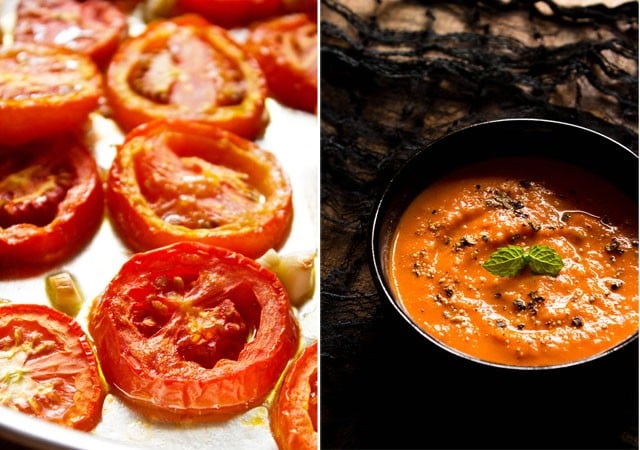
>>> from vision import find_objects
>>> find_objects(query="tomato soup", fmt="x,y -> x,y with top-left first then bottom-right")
388,156 -> 638,367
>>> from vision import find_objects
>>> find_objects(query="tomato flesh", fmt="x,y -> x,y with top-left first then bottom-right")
135,145 -> 265,229
106,15 -> 268,140
0,136 -> 104,271
106,119 -> 293,258
14,0 -> 128,67
0,44 -> 102,146
245,13 -> 317,113
270,340 -> 318,450
174,299 -> 248,368
89,242 -> 300,421
130,28 -> 245,110
0,151 -> 72,228
0,303 -> 105,431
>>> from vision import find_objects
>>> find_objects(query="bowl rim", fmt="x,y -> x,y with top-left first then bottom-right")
369,117 -> 639,371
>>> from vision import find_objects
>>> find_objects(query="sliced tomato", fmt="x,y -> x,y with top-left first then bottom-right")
0,135 -> 104,272
13,0 -> 129,68
88,241 -> 300,421
174,0 -> 283,29
105,14 -> 269,140
0,303 -> 105,431
245,13 -> 317,114
106,118 -> 293,258
270,340 -> 318,450
0,44 -> 102,147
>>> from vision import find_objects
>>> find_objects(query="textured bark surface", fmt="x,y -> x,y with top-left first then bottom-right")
320,1 -> 638,448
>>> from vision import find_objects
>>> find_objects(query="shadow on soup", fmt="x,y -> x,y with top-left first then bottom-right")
388,156 -> 638,367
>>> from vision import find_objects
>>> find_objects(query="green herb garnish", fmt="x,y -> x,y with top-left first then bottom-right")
483,244 -> 563,277
527,245 -> 564,276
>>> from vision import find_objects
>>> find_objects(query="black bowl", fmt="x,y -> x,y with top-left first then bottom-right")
369,118 -> 638,370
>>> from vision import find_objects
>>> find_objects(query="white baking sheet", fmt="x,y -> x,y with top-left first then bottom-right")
0,2 -> 319,448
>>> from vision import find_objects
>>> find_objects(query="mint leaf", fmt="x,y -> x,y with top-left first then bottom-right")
483,244 -> 563,277
482,245 -> 527,277
527,244 -> 564,276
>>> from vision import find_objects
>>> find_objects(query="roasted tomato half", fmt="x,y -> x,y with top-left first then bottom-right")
245,13 -> 317,114
0,135 -> 104,271
270,340 -> 318,450
0,303 -> 106,431
105,14 -> 269,140
88,241 -> 300,421
13,0 -> 129,68
0,44 -> 102,147
106,119 -> 293,258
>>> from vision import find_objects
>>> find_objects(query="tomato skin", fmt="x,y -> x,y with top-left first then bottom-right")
14,0 -> 128,68
0,303 -> 106,431
88,241 -> 300,421
270,340 -> 318,450
245,13 -> 317,113
106,118 -> 293,259
105,14 -> 269,140
174,0 -> 283,28
0,44 -> 102,147
0,136 -> 104,271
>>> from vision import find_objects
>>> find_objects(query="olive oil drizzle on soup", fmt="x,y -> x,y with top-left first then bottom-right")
389,156 -> 638,367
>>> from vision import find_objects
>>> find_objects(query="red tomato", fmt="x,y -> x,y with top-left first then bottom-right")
13,0 -> 129,68
0,44 -> 102,147
88,241 -> 300,421
0,135 -> 104,272
174,0 -> 283,29
106,118 -> 293,258
0,303 -> 105,431
105,14 -> 269,140
270,340 -> 318,450
245,13 -> 317,113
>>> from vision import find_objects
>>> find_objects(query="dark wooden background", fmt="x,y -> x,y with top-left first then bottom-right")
320,1 -> 639,449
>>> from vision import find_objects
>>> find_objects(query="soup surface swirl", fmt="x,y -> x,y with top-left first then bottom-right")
389,156 -> 639,367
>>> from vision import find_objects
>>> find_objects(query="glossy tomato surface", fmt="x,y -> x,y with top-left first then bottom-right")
105,14 -> 269,140
106,118 -> 293,258
0,44 -> 102,146
88,241 -> 300,421
13,0 -> 129,68
270,340 -> 318,450
0,135 -> 104,272
0,303 -> 106,431
245,13 -> 317,114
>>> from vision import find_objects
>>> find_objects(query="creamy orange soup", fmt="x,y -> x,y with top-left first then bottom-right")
389,156 -> 638,367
